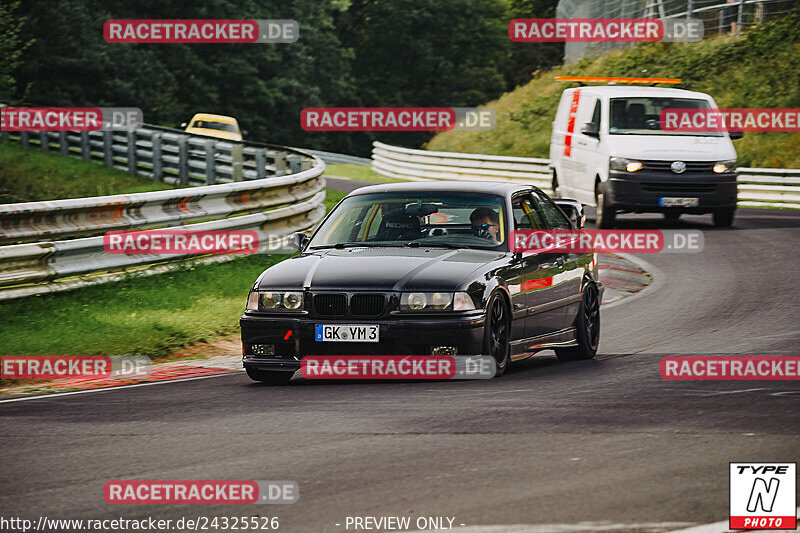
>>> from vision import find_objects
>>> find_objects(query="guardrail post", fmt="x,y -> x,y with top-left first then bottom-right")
127,131 -> 138,175
59,132 -> 68,155
39,132 -> 48,151
103,131 -> 113,167
254,148 -> 267,180
288,155 -> 302,174
231,143 -> 244,182
204,139 -> 216,185
19,131 -> 29,148
736,0 -> 744,34
80,131 -> 91,160
1,130 -> 9,142
178,136 -> 189,186
686,0 -> 693,18
274,151 -> 286,176
151,132 -> 162,181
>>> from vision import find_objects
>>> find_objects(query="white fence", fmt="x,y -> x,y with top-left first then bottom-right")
371,141 -> 800,209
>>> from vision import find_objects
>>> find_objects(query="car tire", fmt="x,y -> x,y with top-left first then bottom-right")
246,368 -> 294,385
596,184 -> 616,229
555,283 -> 600,361
483,292 -> 511,377
713,208 -> 735,227
663,210 -> 681,222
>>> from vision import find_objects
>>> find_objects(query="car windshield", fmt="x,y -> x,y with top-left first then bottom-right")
609,97 -> 722,137
308,192 -> 507,250
192,120 -> 238,132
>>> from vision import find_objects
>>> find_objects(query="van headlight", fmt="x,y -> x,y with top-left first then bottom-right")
246,290 -> 305,312
610,157 -> 643,173
713,160 -> 736,174
399,292 -> 476,311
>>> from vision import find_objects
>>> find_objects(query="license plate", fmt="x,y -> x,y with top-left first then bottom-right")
659,197 -> 699,207
315,324 -> 379,343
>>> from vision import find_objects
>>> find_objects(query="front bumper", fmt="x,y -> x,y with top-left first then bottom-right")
606,170 -> 737,213
240,312 -> 486,371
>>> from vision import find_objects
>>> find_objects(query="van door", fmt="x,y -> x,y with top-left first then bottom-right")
569,97 -> 604,205
550,90 -> 576,197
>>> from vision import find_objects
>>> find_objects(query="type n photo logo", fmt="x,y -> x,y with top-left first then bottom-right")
730,463 -> 797,530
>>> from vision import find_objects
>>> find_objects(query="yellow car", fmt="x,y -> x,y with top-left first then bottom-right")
182,113 -> 243,142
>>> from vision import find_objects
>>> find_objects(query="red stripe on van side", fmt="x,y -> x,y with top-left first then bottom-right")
563,89 -> 582,157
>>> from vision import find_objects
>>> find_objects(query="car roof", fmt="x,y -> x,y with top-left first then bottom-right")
564,85 -> 712,99
346,180 -> 533,197
190,113 -> 238,124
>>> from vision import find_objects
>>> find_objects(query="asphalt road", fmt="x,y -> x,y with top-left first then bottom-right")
1,194 -> 799,532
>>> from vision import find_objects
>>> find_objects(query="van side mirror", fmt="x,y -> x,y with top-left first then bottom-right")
580,122 -> 599,138
729,131 -> 744,140
289,232 -> 310,251
553,199 -> 585,229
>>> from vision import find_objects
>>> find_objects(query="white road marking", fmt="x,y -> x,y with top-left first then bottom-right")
667,507 -> 800,532
0,371 -> 242,404
417,522 -> 693,532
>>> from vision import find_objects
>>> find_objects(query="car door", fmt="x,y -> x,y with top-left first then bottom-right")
507,193 -> 566,340
529,189 -> 586,331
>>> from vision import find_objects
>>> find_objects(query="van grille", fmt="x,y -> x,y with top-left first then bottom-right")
641,182 -> 717,194
642,160 -> 715,173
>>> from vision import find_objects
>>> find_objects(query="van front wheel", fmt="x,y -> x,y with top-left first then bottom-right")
595,184 -> 616,229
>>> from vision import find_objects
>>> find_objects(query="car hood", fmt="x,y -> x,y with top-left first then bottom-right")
605,134 -> 736,161
256,247 -> 505,292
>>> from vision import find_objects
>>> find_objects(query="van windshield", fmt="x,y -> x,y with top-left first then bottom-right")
609,97 -> 723,137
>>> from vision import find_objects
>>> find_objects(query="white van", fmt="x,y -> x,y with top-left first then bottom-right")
549,84 -> 740,227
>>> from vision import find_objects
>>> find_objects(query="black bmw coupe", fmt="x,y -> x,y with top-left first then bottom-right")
241,182 -> 603,384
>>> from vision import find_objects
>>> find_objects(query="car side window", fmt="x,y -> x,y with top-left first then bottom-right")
512,195 -> 543,230
530,190 -> 572,230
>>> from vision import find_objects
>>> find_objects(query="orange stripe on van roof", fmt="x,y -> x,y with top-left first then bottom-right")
555,76 -> 681,84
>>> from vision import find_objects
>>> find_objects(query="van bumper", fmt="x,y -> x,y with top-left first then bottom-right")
605,171 -> 738,214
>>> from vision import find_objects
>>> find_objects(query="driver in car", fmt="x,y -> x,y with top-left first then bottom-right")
470,207 -> 500,243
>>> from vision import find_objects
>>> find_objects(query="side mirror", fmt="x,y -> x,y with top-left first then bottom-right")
580,122 -> 599,138
553,199 -> 585,229
289,232 -> 310,251
729,131 -> 744,140
241,130 -> 249,137
180,122 -> 188,128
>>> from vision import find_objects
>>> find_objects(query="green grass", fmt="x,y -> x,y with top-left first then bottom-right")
426,15 -> 800,168
0,142 -> 175,203
325,163 -> 407,183
0,188 -> 347,371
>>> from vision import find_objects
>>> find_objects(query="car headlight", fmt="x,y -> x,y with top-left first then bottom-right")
399,292 -> 475,311
246,290 -> 305,312
713,160 -> 736,174
610,157 -> 643,173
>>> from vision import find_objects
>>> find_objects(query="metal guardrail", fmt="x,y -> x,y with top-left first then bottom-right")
1,124 -> 312,186
371,141 -> 800,209
0,126 -> 327,300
